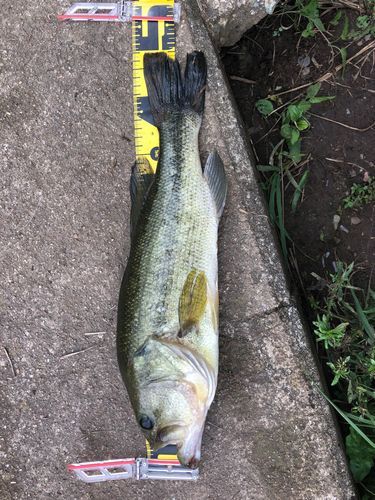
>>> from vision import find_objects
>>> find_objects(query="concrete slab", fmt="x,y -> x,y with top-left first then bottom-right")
1,0 -> 356,499
198,0 -> 279,47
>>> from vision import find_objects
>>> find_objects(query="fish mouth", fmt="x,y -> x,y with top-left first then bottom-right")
151,421 -> 204,470
176,418 -> 205,469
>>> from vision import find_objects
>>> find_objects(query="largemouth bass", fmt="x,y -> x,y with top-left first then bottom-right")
117,51 -> 227,469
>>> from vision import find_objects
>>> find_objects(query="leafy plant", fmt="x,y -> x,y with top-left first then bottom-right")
346,0 -> 375,41
346,427 -> 375,483
256,83 -> 334,165
283,0 -> 326,37
310,262 -> 375,495
343,176 -> 375,208
255,84 -> 334,264
313,314 -> 348,350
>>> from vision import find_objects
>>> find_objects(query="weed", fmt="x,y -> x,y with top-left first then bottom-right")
343,176 -> 375,208
255,83 -> 334,263
282,0 -> 326,37
346,1 -> 375,40
310,262 -> 375,495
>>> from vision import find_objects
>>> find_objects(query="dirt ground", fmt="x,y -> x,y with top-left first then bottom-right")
221,8 -> 375,300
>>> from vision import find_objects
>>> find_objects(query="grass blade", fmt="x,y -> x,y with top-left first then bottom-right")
350,289 -> 375,343
269,139 -> 284,166
341,15 -> 349,40
291,170 -> 309,214
308,376 -> 375,451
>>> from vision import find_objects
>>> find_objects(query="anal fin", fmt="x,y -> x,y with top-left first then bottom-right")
130,156 -> 155,234
178,269 -> 208,337
204,150 -> 227,219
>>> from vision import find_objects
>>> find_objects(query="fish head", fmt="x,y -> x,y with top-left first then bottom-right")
129,338 -> 217,469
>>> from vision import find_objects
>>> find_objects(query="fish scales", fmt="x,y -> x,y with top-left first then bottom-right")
119,112 -> 217,356
117,52 -> 226,469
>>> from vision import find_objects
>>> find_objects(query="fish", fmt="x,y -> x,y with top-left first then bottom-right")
116,51 -> 227,470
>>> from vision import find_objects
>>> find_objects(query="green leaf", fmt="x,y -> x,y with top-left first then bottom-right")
346,427 -> 375,458
255,99 -> 273,116
281,124 -> 293,139
302,28 -> 315,38
291,128 -> 300,145
287,105 -> 302,121
357,15 -> 370,30
330,11 -> 342,26
341,15 -> 349,40
309,96 -> 336,103
291,169 -> 309,213
350,456 -> 374,483
288,139 -> 302,164
285,169 -> 300,191
298,99 -> 311,112
269,139 -> 285,165
313,17 -> 326,32
346,427 -> 375,482
306,83 -> 321,98
297,120 -> 309,131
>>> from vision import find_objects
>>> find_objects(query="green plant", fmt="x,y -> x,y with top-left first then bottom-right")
256,83 -> 334,165
310,262 -> 375,496
346,0 -> 375,41
346,426 -> 375,483
273,27 -> 284,37
283,0 -> 326,37
313,314 -> 348,349
255,83 -> 334,264
343,176 -> 375,208
276,0 -> 355,78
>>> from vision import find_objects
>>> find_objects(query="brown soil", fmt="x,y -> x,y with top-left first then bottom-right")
221,8 -> 375,313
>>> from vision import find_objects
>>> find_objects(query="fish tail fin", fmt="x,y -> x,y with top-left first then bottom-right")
143,51 -> 207,127
182,51 -> 207,115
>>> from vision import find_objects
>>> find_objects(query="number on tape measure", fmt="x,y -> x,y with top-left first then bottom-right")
132,1 -> 175,171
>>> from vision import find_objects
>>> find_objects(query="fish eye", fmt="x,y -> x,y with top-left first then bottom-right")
139,415 -> 154,430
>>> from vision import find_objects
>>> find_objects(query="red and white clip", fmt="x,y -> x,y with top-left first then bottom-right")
58,1 -> 181,22
68,458 -> 199,482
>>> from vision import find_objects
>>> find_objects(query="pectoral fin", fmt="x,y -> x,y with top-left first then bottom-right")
178,270 -> 208,337
130,156 -> 155,234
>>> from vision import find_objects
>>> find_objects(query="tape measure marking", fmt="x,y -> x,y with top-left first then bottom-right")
132,0 -> 175,171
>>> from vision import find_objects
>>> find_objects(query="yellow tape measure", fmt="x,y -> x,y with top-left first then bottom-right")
146,440 -> 178,460
132,0 -> 176,172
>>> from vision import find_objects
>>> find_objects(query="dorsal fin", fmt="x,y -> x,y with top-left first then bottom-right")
204,150 -> 227,219
130,156 -> 155,234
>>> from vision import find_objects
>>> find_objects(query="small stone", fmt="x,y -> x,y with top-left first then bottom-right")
333,215 -> 340,231
351,217 -> 361,225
